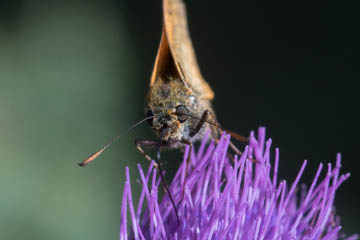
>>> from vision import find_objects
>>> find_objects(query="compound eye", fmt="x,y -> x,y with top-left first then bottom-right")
146,109 -> 154,126
175,105 -> 188,123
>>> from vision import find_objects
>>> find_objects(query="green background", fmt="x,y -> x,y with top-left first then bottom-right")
1,0 -> 359,239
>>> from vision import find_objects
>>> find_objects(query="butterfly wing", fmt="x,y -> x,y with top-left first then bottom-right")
150,0 -> 214,100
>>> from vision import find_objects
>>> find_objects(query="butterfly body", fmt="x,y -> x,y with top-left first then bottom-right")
143,0 -> 218,151
145,75 -> 214,148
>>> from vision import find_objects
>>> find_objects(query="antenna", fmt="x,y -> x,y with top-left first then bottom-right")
78,116 -> 155,167
175,112 -> 249,143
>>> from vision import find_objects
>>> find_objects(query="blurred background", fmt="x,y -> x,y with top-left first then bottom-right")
0,0 -> 358,239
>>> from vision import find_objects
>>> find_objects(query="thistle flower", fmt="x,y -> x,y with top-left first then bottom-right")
120,128 -> 358,240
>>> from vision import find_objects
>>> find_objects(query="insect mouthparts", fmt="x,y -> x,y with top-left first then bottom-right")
159,115 -> 170,124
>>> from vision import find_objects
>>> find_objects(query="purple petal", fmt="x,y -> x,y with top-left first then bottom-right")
119,127 -> 357,240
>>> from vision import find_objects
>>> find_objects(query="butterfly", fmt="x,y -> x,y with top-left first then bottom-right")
79,0 -> 248,223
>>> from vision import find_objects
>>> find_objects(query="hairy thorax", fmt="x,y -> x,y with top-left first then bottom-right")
145,77 -> 211,145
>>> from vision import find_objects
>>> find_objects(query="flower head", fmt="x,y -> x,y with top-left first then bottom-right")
120,128 -> 358,240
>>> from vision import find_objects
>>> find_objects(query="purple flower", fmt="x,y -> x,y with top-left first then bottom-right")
120,128 -> 358,240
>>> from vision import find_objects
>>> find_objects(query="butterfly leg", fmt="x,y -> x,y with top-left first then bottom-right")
134,139 -> 159,163
174,110 -> 211,203
177,109 -> 214,203
135,139 -> 180,224
178,139 -> 192,204
191,110 -> 257,164
190,109 -> 211,138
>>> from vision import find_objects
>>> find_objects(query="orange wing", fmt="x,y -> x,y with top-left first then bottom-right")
150,0 -> 214,100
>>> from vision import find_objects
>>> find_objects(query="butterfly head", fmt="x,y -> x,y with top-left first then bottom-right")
145,77 -> 201,142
